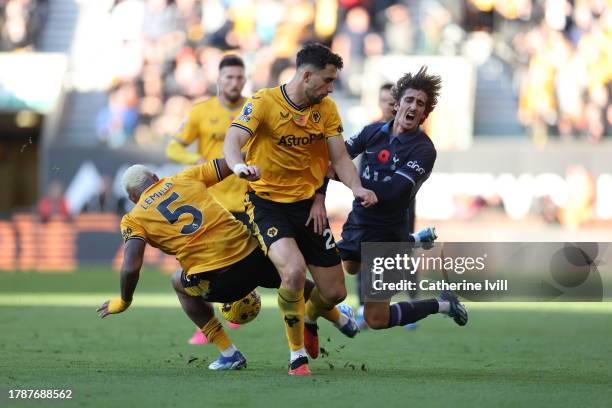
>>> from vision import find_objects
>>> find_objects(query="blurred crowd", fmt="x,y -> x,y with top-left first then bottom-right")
95,0 -> 610,149
0,0 -> 47,51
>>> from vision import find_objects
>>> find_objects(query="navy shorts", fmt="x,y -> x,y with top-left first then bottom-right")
337,222 -> 412,263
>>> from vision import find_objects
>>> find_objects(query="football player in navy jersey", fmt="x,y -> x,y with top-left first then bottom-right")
322,67 -> 468,331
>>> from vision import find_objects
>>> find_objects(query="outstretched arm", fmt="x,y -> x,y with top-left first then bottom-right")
166,139 -> 204,165
97,239 -> 145,318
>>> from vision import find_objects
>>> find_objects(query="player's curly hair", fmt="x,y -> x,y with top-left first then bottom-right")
296,43 -> 343,71
392,66 -> 442,115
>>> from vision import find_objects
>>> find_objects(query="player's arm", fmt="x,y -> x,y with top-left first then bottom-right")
364,149 -> 436,202
327,136 -> 377,207
225,95 -> 264,179
96,239 -> 145,318
224,126 -> 260,180
167,108 -> 203,165
166,138 -> 204,165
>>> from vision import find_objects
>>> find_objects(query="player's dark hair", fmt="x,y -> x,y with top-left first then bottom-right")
392,66 -> 441,115
219,54 -> 245,71
296,43 -> 343,71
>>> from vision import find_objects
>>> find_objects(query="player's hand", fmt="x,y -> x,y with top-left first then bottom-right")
96,298 -> 131,318
306,193 -> 327,235
233,163 -> 261,181
353,187 -> 378,208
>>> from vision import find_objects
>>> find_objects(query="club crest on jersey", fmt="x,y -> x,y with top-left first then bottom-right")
377,149 -> 391,163
267,227 -> 278,237
311,110 -> 321,123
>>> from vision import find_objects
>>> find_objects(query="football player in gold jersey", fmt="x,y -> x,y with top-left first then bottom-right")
166,54 -> 249,222
97,159 -> 352,371
166,54 -> 249,344
224,43 -> 377,375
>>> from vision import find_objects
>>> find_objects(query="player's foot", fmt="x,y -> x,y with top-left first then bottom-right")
288,356 -> 312,376
337,304 -> 359,338
188,329 -> 209,345
208,350 -> 247,370
227,322 -> 241,330
404,322 -> 418,330
304,322 -> 319,359
413,226 -> 437,243
440,290 -> 468,326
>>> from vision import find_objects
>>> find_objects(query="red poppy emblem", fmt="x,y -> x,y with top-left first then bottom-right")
377,149 -> 390,163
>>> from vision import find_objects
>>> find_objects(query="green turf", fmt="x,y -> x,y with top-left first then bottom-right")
1,270 -> 611,408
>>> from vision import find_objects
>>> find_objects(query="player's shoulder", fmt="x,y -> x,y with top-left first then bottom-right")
191,96 -> 219,113
251,87 -> 274,100
192,96 -> 214,107
360,121 -> 387,141
120,211 -> 139,230
417,130 -> 437,153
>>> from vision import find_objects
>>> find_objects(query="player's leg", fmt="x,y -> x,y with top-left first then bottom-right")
363,294 -> 467,330
246,192 -> 311,375
342,260 -> 368,330
171,270 -> 246,370
338,224 -> 366,328
267,238 -> 311,374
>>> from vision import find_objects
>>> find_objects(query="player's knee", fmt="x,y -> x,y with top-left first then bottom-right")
364,311 -> 388,330
320,285 -> 347,305
278,263 -> 307,290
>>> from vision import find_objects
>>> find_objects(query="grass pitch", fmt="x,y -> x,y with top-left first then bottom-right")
1,269 -> 611,408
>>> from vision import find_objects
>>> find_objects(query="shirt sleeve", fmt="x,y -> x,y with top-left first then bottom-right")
322,97 -> 344,138
173,105 -> 201,145
230,90 -> 266,137
178,160 -> 223,187
395,146 -> 437,186
344,128 -> 367,159
120,214 -> 147,243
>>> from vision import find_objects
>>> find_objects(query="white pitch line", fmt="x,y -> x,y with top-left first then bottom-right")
0,293 -> 611,313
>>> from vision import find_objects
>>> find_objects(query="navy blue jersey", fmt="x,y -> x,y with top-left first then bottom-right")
345,121 -> 436,228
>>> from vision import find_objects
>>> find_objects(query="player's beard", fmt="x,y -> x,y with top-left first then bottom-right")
305,90 -> 326,106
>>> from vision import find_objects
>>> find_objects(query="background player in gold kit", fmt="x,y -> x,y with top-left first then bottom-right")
224,43 -> 377,375
166,54 -> 249,344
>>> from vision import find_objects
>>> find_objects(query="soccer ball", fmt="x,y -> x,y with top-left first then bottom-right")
218,290 -> 261,325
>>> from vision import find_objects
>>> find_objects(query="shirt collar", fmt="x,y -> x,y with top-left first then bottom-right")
385,120 -> 420,144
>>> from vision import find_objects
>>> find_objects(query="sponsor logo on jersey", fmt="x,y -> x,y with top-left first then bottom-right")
277,133 -> 325,147
280,111 -> 290,119
406,160 -> 426,175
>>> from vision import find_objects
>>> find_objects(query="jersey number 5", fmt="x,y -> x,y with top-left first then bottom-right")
156,192 -> 202,234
